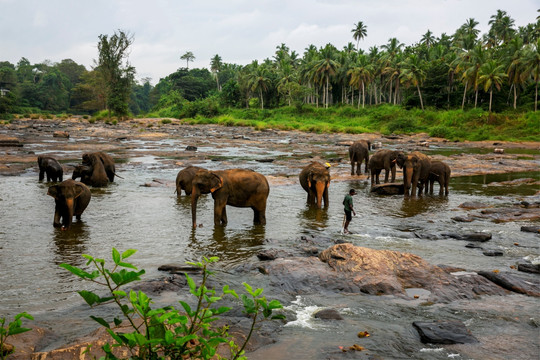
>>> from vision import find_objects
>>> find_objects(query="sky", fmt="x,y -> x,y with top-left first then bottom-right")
1,0 -> 538,84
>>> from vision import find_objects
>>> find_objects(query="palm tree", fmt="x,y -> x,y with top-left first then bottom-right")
246,61 -> 271,109
478,60 -> 507,112
313,44 -> 339,108
520,39 -> 540,111
488,10 -> 516,46
277,61 -> 298,106
351,21 -> 367,51
180,51 -> 195,69
505,37 -> 524,108
210,54 -> 223,91
401,54 -> 427,110
348,54 -> 374,108
421,30 -> 435,48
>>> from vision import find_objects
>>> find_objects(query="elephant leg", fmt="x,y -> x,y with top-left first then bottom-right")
214,199 -> 227,226
221,206 -> 228,225
356,161 -> 361,176
39,169 -> 45,181
351,161 -> 355,176
364,158 -> 369,174
391,167 -> 396,183
384,168 -> 390,183
53,210 -> 62,227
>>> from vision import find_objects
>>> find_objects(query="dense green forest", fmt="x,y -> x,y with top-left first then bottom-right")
0,10 -> 539,130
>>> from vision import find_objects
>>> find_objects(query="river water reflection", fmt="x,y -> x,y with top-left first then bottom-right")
0,159 -> 539,359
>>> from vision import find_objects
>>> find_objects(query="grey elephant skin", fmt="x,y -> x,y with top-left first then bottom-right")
72,152 -> 115,187
176,165 -> 203,196
428,161 -> 451,196
191,168 -> 269,227
368,149 -> 402,186
349,140 -> 371,175
37,156 -> 63,182
299,161 -> 330,208
398,151 -> 431,197
47,179 -> 91,230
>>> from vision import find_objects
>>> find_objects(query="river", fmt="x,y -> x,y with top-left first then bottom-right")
0,129 -> 539,359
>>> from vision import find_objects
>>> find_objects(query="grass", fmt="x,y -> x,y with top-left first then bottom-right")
172,105 -> 539,142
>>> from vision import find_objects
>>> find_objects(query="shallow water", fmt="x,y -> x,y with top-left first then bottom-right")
0,146 -> 539,359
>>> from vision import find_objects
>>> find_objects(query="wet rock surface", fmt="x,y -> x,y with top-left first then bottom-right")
412,320 -> 479,344
441,232 -> 492,242
477,271 -> 540,296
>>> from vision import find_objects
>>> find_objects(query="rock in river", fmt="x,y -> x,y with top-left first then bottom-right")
413,320 -> 479,344
370,183 -> 404,195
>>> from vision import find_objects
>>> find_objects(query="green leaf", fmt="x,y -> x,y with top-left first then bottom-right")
14,312 -> 33,321
7,327 -> 32,336
112,248 -> 121,265
164,330 -> 174,344
271,314 -> 287,320
78,290 -> 100,306
90,316 -> 110,328
253,288 -> 263,297
243,282 -> 254,295
113,317 -> 123,326
117,261 -> 137,269
59,263 -> 98,279
121,249 -> 137,259
186,274 -> 197,294
267,299 -> 283,310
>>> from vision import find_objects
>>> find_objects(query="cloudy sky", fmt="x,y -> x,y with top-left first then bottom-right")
1,0 -> 538,84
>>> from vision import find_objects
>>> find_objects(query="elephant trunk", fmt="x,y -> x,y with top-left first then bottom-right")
191,189 -> 200,228
63,198 -> 75,229
315,181 -> 325,208
404,167 -> 414,196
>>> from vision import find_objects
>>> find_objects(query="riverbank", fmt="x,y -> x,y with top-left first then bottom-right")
1,117 -> 539,180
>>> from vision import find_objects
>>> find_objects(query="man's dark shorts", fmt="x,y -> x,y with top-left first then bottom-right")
344,210 -> 352,221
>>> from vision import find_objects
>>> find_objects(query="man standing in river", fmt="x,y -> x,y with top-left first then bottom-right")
342,189 -> 357,234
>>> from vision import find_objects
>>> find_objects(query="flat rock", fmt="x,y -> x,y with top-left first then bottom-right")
482,250 -> 503,256
458,201 -> 490,209
442,232 -> 492,242
412,320 -> 479,344
521,226 -> 540,233
517,261 -> 540,274
478,271 -> 540,296
158,264 -> 201,273
185,145 -> 197,151
52,131 -> 70,138
314,308 -> 343,320
476,207 -> 540,223
0,136 -> 23,147
452,216 -> 475,222
370,183 -> 404,195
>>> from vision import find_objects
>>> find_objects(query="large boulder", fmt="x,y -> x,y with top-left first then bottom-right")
412,320 -> 479,344
256,243 -> 508,303
370,183 -> 404,195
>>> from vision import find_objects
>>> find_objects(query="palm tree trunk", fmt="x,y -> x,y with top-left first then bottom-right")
260,88 -> 264,109
461,79 -> 468,110
474,89 -> 478,108
513,84 -> 517,109
489,88 -> 492,112
417,84 -> 424,111
326,76 -> 330,108
362,81 -> 365,108
535,81 -> 538,112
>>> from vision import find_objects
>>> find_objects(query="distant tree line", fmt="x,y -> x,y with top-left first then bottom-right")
0,10 -> 539,118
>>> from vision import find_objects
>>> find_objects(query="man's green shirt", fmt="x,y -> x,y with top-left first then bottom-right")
343,194 -> 353,211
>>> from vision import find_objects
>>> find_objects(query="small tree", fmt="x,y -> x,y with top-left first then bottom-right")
95,30 -> 135,119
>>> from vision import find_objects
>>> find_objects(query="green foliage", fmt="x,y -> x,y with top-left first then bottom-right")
161,118 -> 172,124
60,249 -> 284,360
0,312 -> 33,360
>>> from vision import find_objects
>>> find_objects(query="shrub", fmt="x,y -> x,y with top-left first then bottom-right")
0,312 -> 33,360
60,249 -> 284,360
161,118 -> 172,124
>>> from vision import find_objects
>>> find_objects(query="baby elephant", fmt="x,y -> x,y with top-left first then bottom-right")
47,179 -> 91,230
38,156 -> 63,182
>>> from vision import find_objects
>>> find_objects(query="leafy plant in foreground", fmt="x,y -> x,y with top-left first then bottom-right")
0,312 -> 34,360
60,249 -> 284,359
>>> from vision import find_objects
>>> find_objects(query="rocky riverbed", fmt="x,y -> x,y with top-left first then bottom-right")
1,117 -> 539,360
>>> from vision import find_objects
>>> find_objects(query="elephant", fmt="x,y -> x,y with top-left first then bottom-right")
38,156 -> 63,182
73,152 -> 115,187
368,149 -> 402,186
191,168 -> 270,228
398,151 -> 432,197
47,179 -> 91,230
82,152 -> 116,182
299,162 -> 330,208
176,165 -> 203,196
428,161 -> 451,196
349,140 -> 371,175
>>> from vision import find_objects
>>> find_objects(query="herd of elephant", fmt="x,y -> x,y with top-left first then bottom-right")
38,140 -> 450,230
349,140 -> 451,198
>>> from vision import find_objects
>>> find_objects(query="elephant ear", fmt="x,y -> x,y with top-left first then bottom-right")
47,185 -> 58,198
209,172 -> 223,193
74,184 -> 85,198
307,170 -> 313,188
